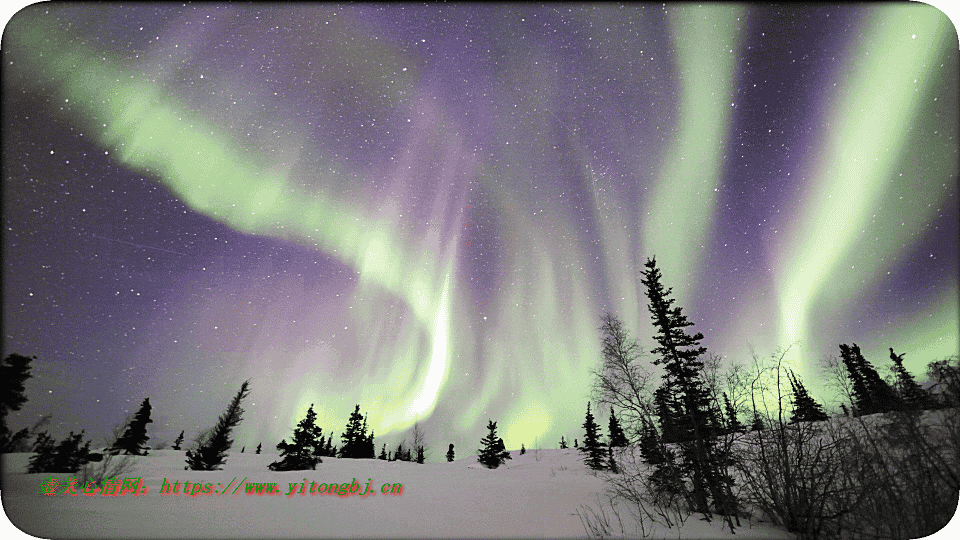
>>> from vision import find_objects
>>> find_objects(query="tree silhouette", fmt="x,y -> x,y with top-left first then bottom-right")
269,404 -> 323,471
446,443 -> 455,462
608,408 -> 629,447
1,353 -> 34,452
580,402 -> 606,470
723,393 -> 746,433
172,430 -> 184,451
889,348 -> 932,410
111,398 -> 153,455
641,257 -> 738,523
185,380 -> 250,471
787,371 -> 828,423
840,344 -> 900,415
477,420 -> 511,469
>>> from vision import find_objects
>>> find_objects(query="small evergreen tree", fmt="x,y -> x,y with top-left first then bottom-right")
111,398 -> 153,455
723,393 -> 745,433
185,380 -> 250,471
269,404 -> 323,471
255,442 -> 261,454
324,431 -> 333,457
608,408 -> 629,447
446,443 -> 455,462
580,402 -> 606,470
574,439 -> 578,448
339,405 -> 370,459
751,411 -> 764,431
28,431 -> 91,473
559,435 -> 568,449
840,343 -> 900,415
172,430 -> 184,451
379,444 -> 387,460
638,417 -> 665,465
520,443 -> 526,455
889,348 -> 932,410
788,371 -> 829,423
477,420 -> 511,469
415,445 -> 425,464
241,447 -> 245,453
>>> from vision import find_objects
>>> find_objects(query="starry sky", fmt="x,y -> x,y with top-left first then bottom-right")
3,4 -> 958,455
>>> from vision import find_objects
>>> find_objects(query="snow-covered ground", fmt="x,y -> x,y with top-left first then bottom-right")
2,447 -> 795,539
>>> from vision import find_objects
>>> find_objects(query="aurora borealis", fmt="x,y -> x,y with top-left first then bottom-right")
2,4 -> 958,454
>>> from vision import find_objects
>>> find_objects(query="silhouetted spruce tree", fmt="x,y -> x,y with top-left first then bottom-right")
415,445 -> 425,464
339,405 -> 369,458
185,380 -> 250,471
654,385 -> 681,444
574,439 -> 578,448
520,443 -> 526,455
638,417 -> 664,464
111,398 -> 153,455
367,429 -> 377,460
641,257 -> 738,523
722,393 -> 745,433
477,420 -> 511,469
446,443 -> 455,462
840,343 -> 900,415
581,402 -> 606,470
241,447 -> 245,453
28,431 -> 91,473
379,444 -> 387,460
172,430 -> 184,450
559,435 -> 568,449
1,353 -> 34,452
889,348 -> 932,410
324,431 -> 333,457
269,404 -> 323,471
787,371 -> 829,423
608,408 -> 629,447
255,442 -> 261,454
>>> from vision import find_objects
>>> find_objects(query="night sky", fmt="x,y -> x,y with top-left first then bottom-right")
3,4 -> 958,454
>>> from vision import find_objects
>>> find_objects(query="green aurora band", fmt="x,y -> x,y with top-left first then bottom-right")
5,5 -> 957,445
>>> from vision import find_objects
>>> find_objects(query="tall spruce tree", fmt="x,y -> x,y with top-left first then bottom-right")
580,402 -> 606,470
111,398 -> 153,455
339,405 -> 369,458
889,348 -> 932,410
840,344 -> 900,415
186,380 -> 250,471
787,371 -> 829,423
641,257 -> 738,523
477,420 -> 511,469
608,408 -> 629,447
269,404 -> 324,471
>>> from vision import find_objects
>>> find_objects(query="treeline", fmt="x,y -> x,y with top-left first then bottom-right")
578,256 -> 959,540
